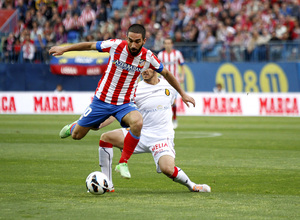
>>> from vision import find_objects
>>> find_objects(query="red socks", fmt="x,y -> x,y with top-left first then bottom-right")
169,166 -> 179,179
119,130 -> 140,163
99,140 -> 113,148
172,105 -> 177,120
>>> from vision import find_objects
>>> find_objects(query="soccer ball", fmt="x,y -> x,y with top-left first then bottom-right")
86,171 -> 110,195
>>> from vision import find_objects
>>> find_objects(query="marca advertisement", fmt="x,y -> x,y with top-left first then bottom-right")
0,92 -> 299,116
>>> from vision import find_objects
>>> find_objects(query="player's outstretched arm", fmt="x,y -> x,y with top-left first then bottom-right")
49,42 -> 97,56
160,67 -> 195,107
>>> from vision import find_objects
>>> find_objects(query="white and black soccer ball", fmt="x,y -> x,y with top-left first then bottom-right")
86,171 -> 110,195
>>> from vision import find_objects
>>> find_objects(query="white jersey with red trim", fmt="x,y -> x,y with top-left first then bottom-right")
95,39 -> 163,105
158,49 -> 184,82
135,79 -> 176,145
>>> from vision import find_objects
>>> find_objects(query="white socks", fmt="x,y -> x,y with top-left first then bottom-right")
99,146 -> 114,188
171,167 -> 195,191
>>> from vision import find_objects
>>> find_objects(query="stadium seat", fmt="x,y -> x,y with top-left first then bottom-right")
67,31 -> 80,43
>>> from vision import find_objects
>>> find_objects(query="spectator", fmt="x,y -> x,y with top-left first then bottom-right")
14,19 -> 25,39
291,20 -> 300,41
22,35 -> 35,63
71,13 -> 84,37
16,0 -> 27,21
63,12 -> 75,33
23,10 -> 33,30
200,28 -> 216,58
34,34 -> 47,63
33,11 -> 46,28
30,21 -> 44,42
80,3 -> 96,36
245,30 -> 259,61
95,0 -> 107,25
56,25 -> 68,45
58,0 -> 68,16
213,83 -> 225,93
13,37 -> 22,62
41,1 -> 54,20
43,21 -> 55,43
111,10 -> 122,25
3,33 -> 15,63
152,30 -> 165,54
71,0 -> 81,16
230,29 -> 245,61
54,84 -> 64,92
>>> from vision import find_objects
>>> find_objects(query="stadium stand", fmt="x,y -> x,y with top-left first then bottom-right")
0,0 -> 299,63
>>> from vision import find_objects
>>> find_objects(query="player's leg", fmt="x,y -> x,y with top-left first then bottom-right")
99,129 -> 125,191
158,155 -> 211,192
59,121 -> 95,140
119,110 -> 142,163
59,97 -> 111,140
114,109 -> 142,179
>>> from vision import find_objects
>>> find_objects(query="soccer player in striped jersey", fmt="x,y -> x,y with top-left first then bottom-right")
158,38 -> 185,129
49,24 -> 195,179
98,68 -> 211,193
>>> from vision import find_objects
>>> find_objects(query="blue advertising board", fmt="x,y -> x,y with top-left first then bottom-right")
183,62 -> 300,92
0,62 -> 300,92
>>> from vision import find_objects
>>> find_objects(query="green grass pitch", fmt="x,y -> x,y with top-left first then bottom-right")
0,115 -> 299,219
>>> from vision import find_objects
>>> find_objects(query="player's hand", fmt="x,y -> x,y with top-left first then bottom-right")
182,94 -> 195,107
49,46 -> 65,56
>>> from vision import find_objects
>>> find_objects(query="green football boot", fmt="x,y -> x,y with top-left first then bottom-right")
59,121 -> 77,138
115,163 -> 131,179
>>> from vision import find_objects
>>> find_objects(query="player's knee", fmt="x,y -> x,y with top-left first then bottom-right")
100,132 -> 109,142
133,118 -> 143,131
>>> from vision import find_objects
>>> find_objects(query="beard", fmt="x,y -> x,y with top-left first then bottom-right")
129,46 -> 142,56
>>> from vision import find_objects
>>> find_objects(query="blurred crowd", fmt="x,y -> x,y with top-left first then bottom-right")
0,0 -> 300,63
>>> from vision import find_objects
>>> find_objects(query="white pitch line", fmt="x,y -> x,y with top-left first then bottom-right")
175,131 -> 222,139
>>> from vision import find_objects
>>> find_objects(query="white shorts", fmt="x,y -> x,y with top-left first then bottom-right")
122,128 -> 176,173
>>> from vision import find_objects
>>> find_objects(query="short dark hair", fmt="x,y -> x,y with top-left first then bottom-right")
164,37 -> 173,44
127,24 -> 146,39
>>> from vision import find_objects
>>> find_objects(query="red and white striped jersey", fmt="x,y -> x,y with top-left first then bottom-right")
95,39 -> 164,105
62,17 -> 74,31
158,49 -> 184,82
80,8 -> 96,24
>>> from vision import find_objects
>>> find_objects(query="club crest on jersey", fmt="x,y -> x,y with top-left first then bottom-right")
165,89 -> 170,96
113,60 -> 142,72
138,60 -> 146,68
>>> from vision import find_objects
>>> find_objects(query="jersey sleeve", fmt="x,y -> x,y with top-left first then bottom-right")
96,39 -> 120,53
177,50 -> 185,65
149,52 -> 164,73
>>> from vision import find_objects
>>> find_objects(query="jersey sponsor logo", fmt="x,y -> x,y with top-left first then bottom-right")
165,89 -> 170,96
142,105 -> 170,113
113,60 -> 142,72
151,142 -> 169,156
